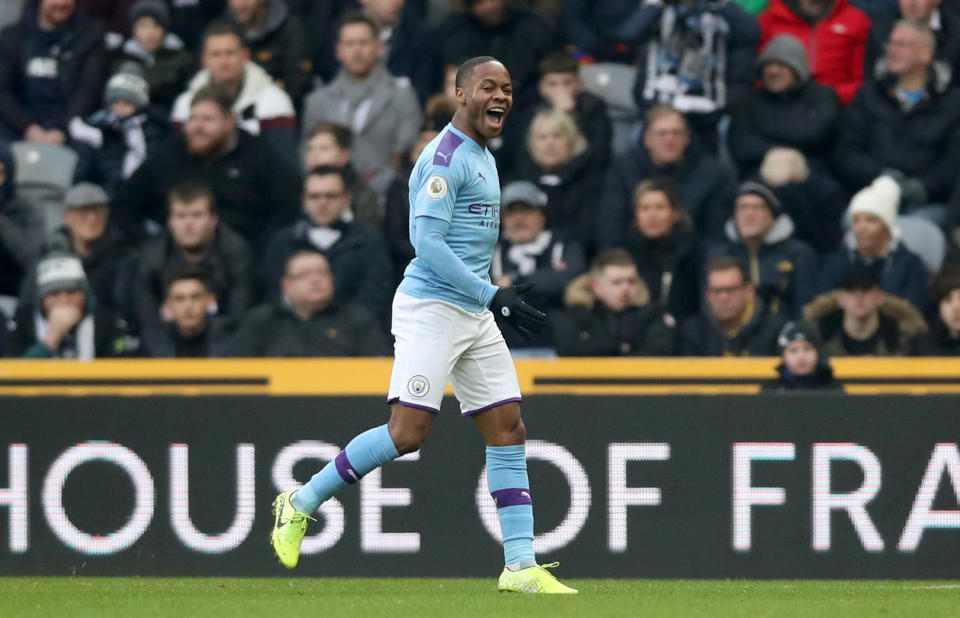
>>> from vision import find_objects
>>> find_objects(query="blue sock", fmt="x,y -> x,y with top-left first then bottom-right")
292,424 -> 400,514
486,445 -> 536,569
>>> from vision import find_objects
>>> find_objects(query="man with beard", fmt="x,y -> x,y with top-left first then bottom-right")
112,84 -> 299,254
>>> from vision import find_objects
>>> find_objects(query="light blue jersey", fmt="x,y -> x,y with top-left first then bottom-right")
398,124 -> 501,313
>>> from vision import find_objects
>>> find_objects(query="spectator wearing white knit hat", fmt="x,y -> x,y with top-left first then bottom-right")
817,175 -> 930,310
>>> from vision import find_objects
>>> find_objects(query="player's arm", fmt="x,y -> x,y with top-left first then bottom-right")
413,214 -> 498,307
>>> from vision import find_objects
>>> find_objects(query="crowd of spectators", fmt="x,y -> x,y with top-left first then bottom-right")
0,0 -> 959,364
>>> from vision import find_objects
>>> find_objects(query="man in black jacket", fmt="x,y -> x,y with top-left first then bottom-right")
230,249 -> 391,357
112,84 -> 300,254
132,180 -> 255,332
0,0 -> 108,143
551,248 -> 675,356
261,165 -> 392,318
679,256 -> 787,355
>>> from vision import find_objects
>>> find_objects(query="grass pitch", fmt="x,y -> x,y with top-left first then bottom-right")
2,578 -> 958,618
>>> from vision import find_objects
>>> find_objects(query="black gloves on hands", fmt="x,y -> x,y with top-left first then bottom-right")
490,283 -> 547,338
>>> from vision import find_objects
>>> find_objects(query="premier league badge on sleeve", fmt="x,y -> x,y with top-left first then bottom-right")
426,175 -> 448,200
407,375 -> 430,398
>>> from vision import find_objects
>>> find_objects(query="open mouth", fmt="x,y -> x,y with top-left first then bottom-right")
486,107 -> 506,128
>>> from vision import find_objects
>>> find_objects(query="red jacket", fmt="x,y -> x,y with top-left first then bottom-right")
759,0 -> 871,104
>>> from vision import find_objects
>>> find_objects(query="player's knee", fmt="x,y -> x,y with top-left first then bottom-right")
504,418 -> 526,445
387,416 -> 432,454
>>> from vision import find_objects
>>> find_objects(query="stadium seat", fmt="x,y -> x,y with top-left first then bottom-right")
0,294 -> 16,319
580,62 -> 640,156
897,215 -> 947,273
11,142 -> 77,237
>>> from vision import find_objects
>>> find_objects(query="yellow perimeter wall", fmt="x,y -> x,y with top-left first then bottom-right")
0,358 -> 957,396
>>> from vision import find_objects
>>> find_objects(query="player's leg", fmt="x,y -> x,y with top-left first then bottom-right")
452,319 -> 576,594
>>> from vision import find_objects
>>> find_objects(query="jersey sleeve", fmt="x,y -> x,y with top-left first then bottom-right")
410,146 -> 465,223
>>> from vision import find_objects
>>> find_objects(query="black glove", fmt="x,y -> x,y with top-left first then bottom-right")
490,283 -> 547,338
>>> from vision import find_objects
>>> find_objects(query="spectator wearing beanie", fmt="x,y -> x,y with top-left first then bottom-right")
762,320 -> 841,391
706,181 -> 819,319
114,0 -> 196,111
818,176 -> 929,310
70,67 -> 171,196
729,35 -> 842,176
914,265 -> 960,355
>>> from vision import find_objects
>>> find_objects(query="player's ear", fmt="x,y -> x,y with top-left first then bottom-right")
455,86 -> 466,105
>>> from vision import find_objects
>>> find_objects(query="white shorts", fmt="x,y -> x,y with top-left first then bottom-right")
387,292 -> 521,415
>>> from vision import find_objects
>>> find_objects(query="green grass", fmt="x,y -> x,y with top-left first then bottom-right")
2,578 -> 959,618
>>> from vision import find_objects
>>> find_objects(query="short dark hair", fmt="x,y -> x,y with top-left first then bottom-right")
163,264 -> 213,296
539,51 -> 579,78
706,256 -> 749,283
338,11 -> 379,38
168,180 -> 217,215
306,122 -> 352,150
202,21 -> 246,50
190,84 -> 234,115
644,104 -> 688,134
455,56 -> 499,90
591,248 -> 637,275
304,165 -> 348,189
283,248 -> 329,277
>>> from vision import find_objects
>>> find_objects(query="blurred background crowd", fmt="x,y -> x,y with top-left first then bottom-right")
0,0 -> 959,378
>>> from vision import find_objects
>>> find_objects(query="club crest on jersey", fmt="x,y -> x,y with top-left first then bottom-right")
408,375 -> 430,398
426,175 -> 448,200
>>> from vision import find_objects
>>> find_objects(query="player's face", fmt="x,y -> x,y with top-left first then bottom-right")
303,174 -> 351,226
851,213 -> 890,257
336,23 -> 383,79
502,204 -> 546,244
939,289 -> 960,331
643,112 -> 689,166
133,16 -> 165,55
634,190 -> 678,239
186,101 -> 235,156
591,264 -> 640,313
168,199 -> 218,251
706,268 -> 752,323
783,340 -> 818,376
283,254 -> 334,307
166,279 -> 213,334
203,34 -> 249,85
734,195 -> 775,242
459,61 -> 513,140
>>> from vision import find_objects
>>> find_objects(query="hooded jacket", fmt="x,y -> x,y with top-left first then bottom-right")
0,9 -> 108,133
623,223 -> 703,320
222,0 -> 312,108
551,272 -> 676,356
597,140 -> 737,248
706,213 -> 819,319
679,295 -> 788,355
171,60 -> 297,160
802,290 -> 927,355
832,60 -> 960,203
758,0 -> 871,104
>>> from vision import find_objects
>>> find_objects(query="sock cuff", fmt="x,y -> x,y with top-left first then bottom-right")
486,444 -> 525,459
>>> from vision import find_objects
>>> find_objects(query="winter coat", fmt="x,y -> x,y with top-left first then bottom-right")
913,318 -> 960,355
512,148 -> 604,253
551,272 -> 676,356
758,0 -> 871,105
0,10 -> 108,134
221,0 -> 312,109
803,290 -> 927,355
381,3 -> 443,105
112,130 -> 301,254
340,162 -> 382,229
0,142 -> 43,295
597,141 -> 737,248
6,295 -> 131,358
70,105 -> 171,196
679,296 -> 788,355
383,165 -> 415,285
261,218 -> 393,318
761,358 -> 841,390
435,7 -> 559,111
140,318 -> 233,358
171,61 -> 298,164
706,214 -> 819,319
832,61 -> 960,203
818,235 -> 930,310
767,171 -> 845,255
113,35 -> 196,110
864,9 -> 960,82
729,79 -> 842,175
301,64 -> 421,200
228,299 -> 391,357
562,0 -> 638,60
132,223 -> 256,331
492,230 -> 586,312
623,223 -> 703,320
624,1 -> 761,114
